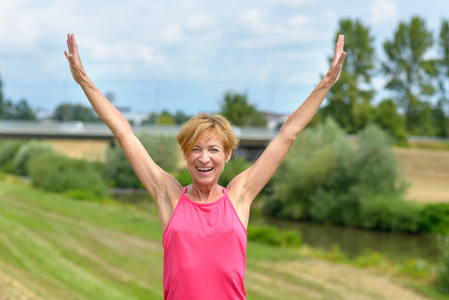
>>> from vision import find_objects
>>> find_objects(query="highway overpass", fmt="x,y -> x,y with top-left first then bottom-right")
0,121 -> 278,160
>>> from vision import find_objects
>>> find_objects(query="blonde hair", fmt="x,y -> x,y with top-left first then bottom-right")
177,114 -> 239,155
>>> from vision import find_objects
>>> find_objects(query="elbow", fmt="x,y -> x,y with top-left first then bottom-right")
278,128 -> 298,145
113,123 -> 133,141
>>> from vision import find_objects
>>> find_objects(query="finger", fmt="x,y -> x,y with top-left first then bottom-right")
330,35 -> 345,68
72,34 -> 80,57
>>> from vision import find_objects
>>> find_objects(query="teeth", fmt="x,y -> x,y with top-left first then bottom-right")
197,167 -> 213,171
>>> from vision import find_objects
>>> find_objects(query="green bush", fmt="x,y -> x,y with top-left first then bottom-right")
219,157 -> 251,187
247,225 -> 301,248
0,139 -> 24,171
358,195 -> 421,233
174,168 -> 192,187
104,133 -> 179,188
419,204 -> 449,234
264,119 -> 417,233
27,152 -> 109,199
12,140 -> 55,176
436,236 -> 449,294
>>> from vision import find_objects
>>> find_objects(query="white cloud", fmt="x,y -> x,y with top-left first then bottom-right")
370,0 -> 397,26
288,15 -> 309,27
160,25 -> 185,43
186,13 -> 217,32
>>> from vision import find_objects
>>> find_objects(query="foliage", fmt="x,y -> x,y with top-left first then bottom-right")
374,99 -> 408,144
0,139 -> 25,171
27,152 -> 109,199
264,119 -> 421,233
158,110 -> 175,125
174,168 -> 192,187
320,19 -> 376,133
173,110 -> 191,125
436,236 -> 449,294
12,140 -> 55,175
382,16 -> 436,134
218,157 -> 251,187
220,91 -> 266,127
104,133 -> 179,187
0,73 -> 36,120
53,103 -> 100,122
247,224 -> 301,248
419,204 -> 449,234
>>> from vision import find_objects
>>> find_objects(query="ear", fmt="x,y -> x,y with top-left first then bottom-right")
225,150 -> 232,163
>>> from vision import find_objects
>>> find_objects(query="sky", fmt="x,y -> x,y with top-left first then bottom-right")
0,0 -> 447,117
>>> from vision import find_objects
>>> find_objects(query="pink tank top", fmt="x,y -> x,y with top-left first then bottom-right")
162,187 -> 247,300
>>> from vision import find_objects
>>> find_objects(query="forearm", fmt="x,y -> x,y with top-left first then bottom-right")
279,76 -> 333,141
78,76 -> 132,138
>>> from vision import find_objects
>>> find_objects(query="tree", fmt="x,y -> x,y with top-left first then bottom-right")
53,103 -> 99,122
382,16 -> 435,134
220,91 -> 266,127
374,99 -> 407,143
435,19 -> 449,136
14,99 -> 36,120
158,110 -> 175,125
0,72 -> 4,119
320,19 -> 376,133
174,110 -> 191,125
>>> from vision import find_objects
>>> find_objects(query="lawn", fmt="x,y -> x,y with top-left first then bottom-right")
0,178 -> 438,300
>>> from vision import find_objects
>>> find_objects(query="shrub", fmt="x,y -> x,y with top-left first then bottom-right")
247,225 -> 302,248
175,168 -> 192,187
12,140 -> 55,176
0,139 -> 24,171
218,157 -> 251,187
419,204 -> 449,234
104,133 -> 179,188
264,118 -> 415,233
27,152 -> 109,199
436,236 -> 449,294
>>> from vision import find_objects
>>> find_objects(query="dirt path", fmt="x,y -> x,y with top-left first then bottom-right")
0,267 -> 43,300
250,259 -> 431,300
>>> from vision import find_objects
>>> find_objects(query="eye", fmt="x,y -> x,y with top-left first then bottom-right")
192,148 -> 200,152
210,148 -> 219,152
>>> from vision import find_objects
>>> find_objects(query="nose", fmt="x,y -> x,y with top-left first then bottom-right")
199,150 -> 210,164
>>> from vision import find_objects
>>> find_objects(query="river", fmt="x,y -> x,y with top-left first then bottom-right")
114,190 -> 441,263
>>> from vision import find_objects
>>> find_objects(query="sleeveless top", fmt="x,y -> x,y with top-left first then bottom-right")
162,187 -> 247,300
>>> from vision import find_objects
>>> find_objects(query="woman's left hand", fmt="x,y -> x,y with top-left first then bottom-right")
64,33 -> 88,85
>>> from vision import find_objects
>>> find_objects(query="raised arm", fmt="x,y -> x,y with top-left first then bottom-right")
229,35 -> 346,206
64,34 -> 181,212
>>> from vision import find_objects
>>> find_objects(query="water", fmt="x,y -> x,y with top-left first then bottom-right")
113,191 -> 441,263
252,213 -> 441,263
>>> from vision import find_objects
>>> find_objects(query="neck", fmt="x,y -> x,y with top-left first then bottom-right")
188,182 -> 223,202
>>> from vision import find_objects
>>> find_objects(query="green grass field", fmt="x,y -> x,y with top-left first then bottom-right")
0,177 -> 440,300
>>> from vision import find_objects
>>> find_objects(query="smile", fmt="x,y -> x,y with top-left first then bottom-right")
196,167 -> 214,172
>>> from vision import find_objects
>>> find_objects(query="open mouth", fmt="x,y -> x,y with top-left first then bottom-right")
196,167 -> 214,173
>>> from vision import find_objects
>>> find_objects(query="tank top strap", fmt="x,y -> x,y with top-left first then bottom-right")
182,186 -> 188,196
222,187 -> 228,198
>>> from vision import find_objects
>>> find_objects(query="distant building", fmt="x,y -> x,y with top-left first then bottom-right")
262,112 -> 289,131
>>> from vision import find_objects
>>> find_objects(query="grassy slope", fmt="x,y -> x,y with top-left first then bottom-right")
0,178 -> 435,300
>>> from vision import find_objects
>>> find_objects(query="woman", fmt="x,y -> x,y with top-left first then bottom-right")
64,33 -> 346,299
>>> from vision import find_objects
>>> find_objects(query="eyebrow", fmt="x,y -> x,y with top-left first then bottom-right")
193,144 -> 222,148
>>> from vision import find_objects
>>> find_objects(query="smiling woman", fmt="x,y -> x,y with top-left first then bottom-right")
64,32 -> 346,299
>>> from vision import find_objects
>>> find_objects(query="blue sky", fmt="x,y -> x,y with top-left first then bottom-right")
0,0 -> 447,116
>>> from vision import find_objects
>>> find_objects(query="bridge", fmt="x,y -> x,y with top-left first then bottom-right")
0,121 -> 278,160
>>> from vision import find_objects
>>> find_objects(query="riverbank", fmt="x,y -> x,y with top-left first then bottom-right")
0,177 -> 445,300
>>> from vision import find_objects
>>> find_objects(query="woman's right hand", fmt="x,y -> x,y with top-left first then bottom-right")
64,33 -> 87,84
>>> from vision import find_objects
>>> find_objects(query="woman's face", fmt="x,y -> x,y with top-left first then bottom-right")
185,132 -> 231,187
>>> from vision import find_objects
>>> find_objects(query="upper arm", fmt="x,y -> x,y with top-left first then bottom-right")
228,133 -> 294,204
116,133 -> 181,202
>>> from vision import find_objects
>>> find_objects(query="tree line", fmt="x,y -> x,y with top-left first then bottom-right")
1,16 -> 448,139
320,17 -> 449,139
